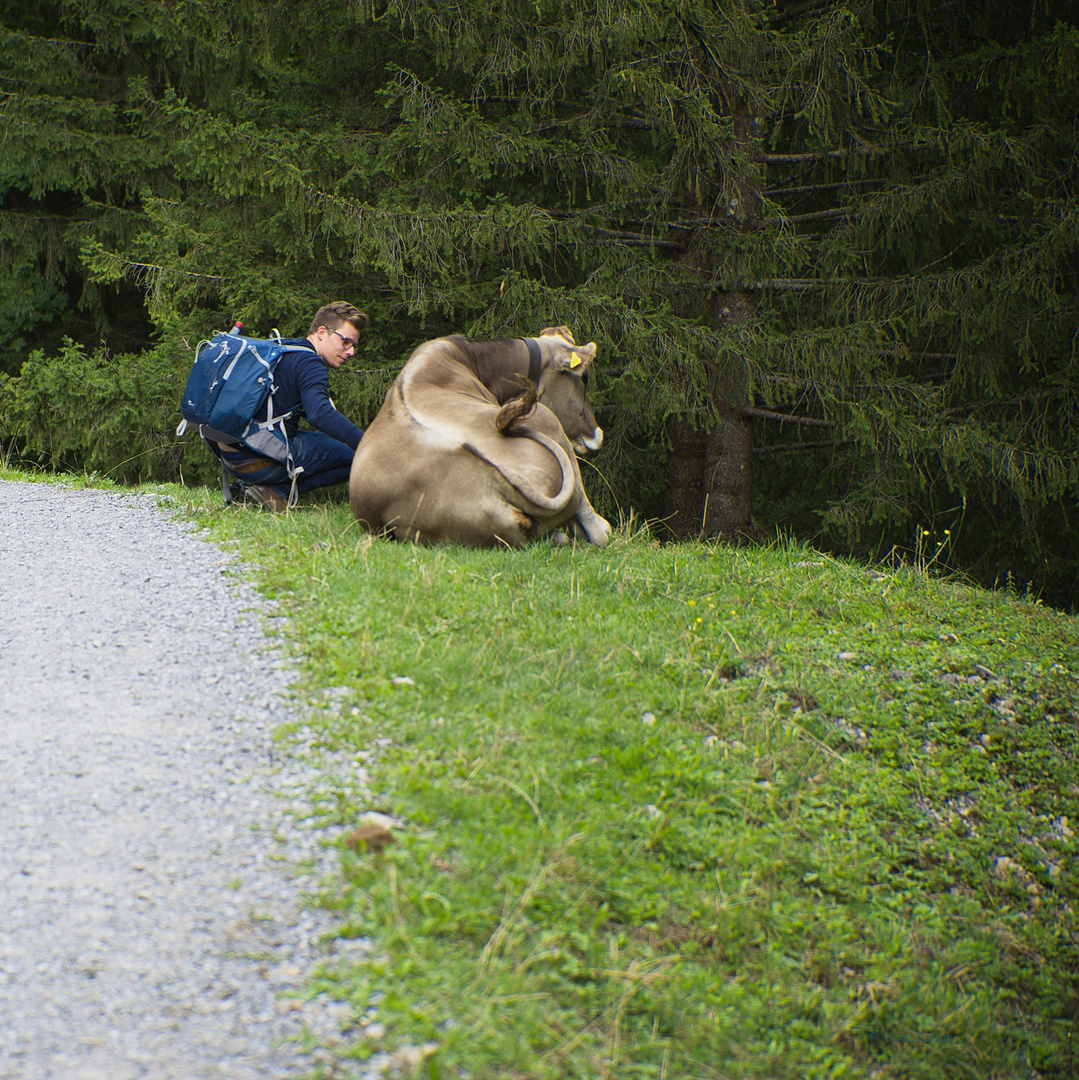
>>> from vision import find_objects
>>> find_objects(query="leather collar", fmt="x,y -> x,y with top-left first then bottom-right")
523,338 -> 542,386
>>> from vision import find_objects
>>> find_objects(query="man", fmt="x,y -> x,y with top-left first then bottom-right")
219,301 -> 369,511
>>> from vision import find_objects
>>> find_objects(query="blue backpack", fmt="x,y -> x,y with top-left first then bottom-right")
177,325 -> 317,503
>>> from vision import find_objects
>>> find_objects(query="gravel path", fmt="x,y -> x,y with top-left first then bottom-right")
0,480 -> 367,1080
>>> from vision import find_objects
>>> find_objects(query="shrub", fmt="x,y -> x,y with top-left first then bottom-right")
0,338 -> 213,483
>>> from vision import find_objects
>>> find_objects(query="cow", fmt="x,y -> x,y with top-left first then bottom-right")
348,326 -> 612,548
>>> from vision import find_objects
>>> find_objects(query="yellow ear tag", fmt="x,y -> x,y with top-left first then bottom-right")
570,352 -> 583,368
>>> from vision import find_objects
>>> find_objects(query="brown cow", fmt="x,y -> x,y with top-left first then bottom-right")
348,327 -> 612,547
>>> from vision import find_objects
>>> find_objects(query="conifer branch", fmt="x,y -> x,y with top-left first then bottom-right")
940,389 -> 1063,419
481,98 -> 658,131
739,406 -> 832,428
752,148 -> 882,164
0,210 -> 92,224
748,279 -> 824,292
782,207 -> 851,224
590,228 -> 685,251
767,0 -> 833,28
124,259 -> 225,284
764,179 -> 886,197
747,277 -> 884,291
753,439 -> 844,454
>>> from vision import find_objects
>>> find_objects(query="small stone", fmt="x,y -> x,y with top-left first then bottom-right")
345,823 -> 394,854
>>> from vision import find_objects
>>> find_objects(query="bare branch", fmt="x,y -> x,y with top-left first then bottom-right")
105,257 -> 225,284
940,389 -> 1062,418
748,279 -> 824,292
782,207 -> 851,225
763,179 -> 886,197
746,277 -> 884,291
751,148 -> 881,164
591,227 -> 685,251
767,0 -> 832,28
740,406 -> 832,428
753,439 -> 845,454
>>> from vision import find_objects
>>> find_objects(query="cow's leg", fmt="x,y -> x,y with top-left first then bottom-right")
573,498 -> 612,547
474,501 -> 536,548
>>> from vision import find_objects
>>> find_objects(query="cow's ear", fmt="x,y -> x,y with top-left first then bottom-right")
574,343 -> 600,373
557,341 -> 600,375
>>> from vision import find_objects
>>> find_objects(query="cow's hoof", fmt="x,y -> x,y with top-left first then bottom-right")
591,520 -> 612,547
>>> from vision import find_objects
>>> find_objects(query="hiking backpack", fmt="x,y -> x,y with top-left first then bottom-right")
176,324 -> 317,504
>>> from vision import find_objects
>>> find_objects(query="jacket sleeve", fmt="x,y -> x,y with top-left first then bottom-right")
292,351 -> 365,450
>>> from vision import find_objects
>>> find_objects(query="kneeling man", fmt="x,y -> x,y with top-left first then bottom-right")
219,301 -> 368,511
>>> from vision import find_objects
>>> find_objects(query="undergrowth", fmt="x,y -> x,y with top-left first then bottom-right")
69,477 -> 1079,1076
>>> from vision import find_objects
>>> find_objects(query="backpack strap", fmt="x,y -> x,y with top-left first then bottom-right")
250,341 -> 319,501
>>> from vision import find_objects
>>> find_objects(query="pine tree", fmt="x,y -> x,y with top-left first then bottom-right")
2,1 -> 1076,603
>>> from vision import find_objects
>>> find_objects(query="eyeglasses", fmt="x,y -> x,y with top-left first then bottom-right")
330,328 -> 359,351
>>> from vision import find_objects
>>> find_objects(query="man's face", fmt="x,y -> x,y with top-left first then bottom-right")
314,323 -> 360,369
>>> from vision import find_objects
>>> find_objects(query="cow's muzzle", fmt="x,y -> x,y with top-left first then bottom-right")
575,427 -> 604,455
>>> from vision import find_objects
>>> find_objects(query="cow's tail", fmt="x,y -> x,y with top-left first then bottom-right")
495,379 -> 537,433
464,428 -> 576,512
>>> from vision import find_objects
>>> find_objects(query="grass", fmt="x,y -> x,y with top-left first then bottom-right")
6,466 -> 1077,1078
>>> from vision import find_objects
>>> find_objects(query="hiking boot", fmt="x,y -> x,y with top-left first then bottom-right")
243,484 -> 289,512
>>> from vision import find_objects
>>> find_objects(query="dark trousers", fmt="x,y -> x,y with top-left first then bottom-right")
216,432 -> 356,498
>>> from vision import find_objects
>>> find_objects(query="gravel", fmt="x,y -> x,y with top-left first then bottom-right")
0,480 -> 372,1080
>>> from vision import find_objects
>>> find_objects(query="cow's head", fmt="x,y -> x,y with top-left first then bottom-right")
535,327 -> 604,454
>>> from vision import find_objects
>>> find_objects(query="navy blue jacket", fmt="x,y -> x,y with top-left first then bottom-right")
275,338 -> 364,450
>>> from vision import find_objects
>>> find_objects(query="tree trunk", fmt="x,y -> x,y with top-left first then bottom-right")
699,98 -> 763,541
661,420 -> 708,538
703,411 -> 759,540
660,82 -> 763,543
661,412 -> 758,541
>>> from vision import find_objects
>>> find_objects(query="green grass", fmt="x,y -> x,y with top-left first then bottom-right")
9,468 -> 1077,1079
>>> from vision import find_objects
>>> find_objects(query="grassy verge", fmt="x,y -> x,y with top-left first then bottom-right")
179,488 -> 1077,1080
15,469 -> 1077,1079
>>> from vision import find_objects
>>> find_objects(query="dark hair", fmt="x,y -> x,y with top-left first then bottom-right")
309,300 -> 370,336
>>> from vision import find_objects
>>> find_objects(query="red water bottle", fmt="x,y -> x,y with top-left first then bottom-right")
228,320 -> 244,336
